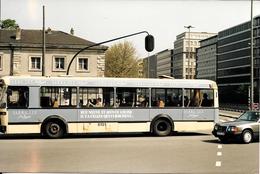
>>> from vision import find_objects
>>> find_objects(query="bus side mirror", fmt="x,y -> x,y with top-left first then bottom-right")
145,35 -> 154,52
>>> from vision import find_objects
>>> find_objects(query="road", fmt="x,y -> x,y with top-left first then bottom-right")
0,113 -> 258,173
0,130 -> 259,174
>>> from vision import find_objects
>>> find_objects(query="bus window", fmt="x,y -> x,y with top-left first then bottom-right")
7,86 -> 29,108
41,87 -> 77,108
184,89 -> 202,107
184,89 -> 214,107
165,89 -> 182,107
200,90 -> 214,107
116,88 -> 136,107
151,89 -> 165,107
79,87 -> 114,108
136,88 -> 149,108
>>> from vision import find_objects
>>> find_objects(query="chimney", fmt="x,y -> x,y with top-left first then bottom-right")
15,27 -> 21,40
70,28 -> 74,35
46,27 -> 52,34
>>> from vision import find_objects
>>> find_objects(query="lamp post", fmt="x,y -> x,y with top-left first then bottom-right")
184,25 -> 194,79
250,0 -> 254,110
66,31 -> 154,75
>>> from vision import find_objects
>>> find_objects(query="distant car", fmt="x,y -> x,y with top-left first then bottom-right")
212,111 -> 259,143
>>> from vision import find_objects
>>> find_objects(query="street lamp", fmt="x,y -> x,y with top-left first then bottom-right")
66,31 -> 154,75
184,25 -> 195,79
250,0 -> 254,110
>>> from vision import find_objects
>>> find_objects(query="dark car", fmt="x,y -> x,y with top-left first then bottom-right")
212,111 -> 260,143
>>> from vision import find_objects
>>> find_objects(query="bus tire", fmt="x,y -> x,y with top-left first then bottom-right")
153,118 -> 172,136
44,120 -> 65,138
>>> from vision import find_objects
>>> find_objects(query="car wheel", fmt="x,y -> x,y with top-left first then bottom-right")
153,119 -> 172,136
242,130 -> 253,144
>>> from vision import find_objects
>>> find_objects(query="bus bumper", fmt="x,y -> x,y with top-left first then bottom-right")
0,125 -> 6,133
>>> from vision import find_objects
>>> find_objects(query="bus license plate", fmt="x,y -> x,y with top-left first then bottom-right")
217,132 -> 225,136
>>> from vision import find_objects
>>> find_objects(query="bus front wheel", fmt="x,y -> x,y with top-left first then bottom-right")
45,120 -> 65,138
153,119 -> 172,136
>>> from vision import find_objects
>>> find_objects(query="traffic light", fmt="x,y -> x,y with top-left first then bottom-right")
145,35 -> 154,52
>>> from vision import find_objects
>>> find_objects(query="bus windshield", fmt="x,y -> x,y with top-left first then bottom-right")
0,85 -> 7,108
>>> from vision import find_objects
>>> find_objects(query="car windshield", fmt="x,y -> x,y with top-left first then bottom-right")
237,112 -> 260,122
0,85 -> 7,108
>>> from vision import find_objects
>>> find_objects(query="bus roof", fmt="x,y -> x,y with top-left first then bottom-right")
1,76 -> 218,89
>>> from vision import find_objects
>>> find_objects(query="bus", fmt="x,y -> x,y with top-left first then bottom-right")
0,76 -> 219,138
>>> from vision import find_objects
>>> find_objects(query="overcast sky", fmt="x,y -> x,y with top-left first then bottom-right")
1,0 -> 260,57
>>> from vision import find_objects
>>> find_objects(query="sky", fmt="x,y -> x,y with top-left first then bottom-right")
1,0 -> 260,58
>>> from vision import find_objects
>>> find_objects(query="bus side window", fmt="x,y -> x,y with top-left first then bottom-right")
201,90 -> 214,107
7,86 -> 29,108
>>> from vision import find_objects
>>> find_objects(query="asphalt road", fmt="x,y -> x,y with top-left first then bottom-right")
0,130 -> 259,174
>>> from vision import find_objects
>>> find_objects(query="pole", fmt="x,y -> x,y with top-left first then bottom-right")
66,31 -> 150,75
250,0 -> 254,110
42,5 -> 46,76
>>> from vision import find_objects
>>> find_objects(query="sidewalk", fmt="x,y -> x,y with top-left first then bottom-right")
219,110 -> 242,119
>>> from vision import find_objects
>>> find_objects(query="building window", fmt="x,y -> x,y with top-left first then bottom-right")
53,57 -> 65,71
29,56 -> 41,71
77,58 -> 88,71
0,55 -> 2,70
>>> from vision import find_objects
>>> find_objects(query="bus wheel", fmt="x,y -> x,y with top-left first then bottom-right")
45,120 -> 64,138
153,119 -> 172,136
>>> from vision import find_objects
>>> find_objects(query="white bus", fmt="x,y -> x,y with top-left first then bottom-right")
0,76 -> 219,138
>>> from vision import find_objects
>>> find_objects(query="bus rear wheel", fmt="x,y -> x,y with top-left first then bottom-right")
45,120 -> 64,138
153,119 -> 172,136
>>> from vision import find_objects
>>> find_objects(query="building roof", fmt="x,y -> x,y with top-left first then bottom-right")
0,29 -> 108,50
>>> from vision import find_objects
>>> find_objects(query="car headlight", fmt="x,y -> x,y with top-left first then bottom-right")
227,126 -> 238,132
214,125 -> 218,130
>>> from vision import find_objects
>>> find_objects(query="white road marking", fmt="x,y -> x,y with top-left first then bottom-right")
218,145 -> 222,149
217,152 -> 222,156
216,161 -> 222,167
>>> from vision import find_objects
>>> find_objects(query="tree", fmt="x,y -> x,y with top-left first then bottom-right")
105,41 -> 139,78
0,19 -> 19,29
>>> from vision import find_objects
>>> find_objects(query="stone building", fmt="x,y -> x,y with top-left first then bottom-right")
0,28 -> 108,77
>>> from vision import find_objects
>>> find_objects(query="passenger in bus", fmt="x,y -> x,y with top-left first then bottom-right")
95,98 -> 103,107
190,89 -> 202,107
18,91 -> 27,107
166,96 -> 174,106
201,93 -> 211,107
87,99 -> 94,107
53,98 -> 59,108
157,98 -> 165,108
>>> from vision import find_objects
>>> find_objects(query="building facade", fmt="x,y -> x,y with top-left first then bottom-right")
196,35 -> 218,81
0,28 -> 108,77
156,49 -> 173,77
173,32 -> 216,79
217,16 -> 260,105
143,55 -> 157,78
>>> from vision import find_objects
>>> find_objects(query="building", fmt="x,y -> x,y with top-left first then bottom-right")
0,28 -> 108,77
173,32 -> 216,79
137,59 -> 144,78
196,35 -> 218,81
217,16 -> 260,105
143,54 -> 157,78
156,49 -> 173,77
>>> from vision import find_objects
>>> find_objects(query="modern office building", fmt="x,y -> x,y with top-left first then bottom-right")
196,35 -> 218,81
217,15 -> 260,105
173,32 -> 216,79
156,49 -> 173,77
143,54 -> 157,78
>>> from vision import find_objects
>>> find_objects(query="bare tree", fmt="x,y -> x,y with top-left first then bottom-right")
105,41 -> 139,78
